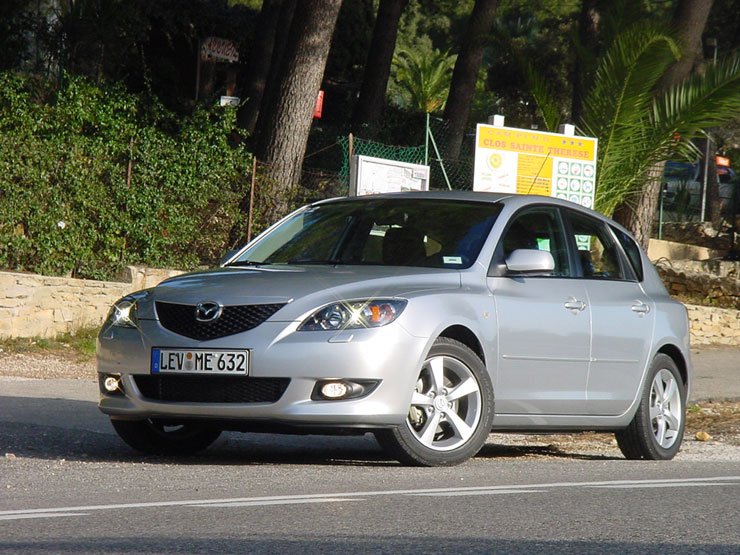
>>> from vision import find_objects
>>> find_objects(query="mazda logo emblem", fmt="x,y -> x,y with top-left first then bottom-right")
195,301 -> 223,323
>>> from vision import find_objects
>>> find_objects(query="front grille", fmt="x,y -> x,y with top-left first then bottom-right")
155,302 -> 285,340
134,375 -> 290,403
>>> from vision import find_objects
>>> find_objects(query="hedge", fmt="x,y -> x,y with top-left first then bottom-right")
0,72 -> 252,280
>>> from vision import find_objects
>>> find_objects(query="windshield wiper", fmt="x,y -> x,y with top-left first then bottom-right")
226,260 -> 272,267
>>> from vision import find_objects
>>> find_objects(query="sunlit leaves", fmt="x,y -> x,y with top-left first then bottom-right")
0,73 -> 251,279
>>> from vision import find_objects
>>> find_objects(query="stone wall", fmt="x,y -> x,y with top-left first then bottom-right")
669,259 -> 739,279
655,260 -> 740,309
687,305 -> 740,346
0,267 -> 182,339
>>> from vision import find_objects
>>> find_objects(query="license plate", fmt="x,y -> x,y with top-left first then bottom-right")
151,348 -> 249,375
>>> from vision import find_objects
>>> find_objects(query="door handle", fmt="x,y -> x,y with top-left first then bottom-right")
631,301 -> 651,315
564,299 -> 587,312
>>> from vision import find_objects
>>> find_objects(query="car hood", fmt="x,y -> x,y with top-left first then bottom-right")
138,265 -> 461,321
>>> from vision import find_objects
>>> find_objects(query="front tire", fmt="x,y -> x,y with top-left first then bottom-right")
111,419 -> 221,456
616,354 -> 686,460
375,337 -> 494,466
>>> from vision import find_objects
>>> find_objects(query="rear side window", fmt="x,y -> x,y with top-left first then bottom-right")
612,227 -> 644,281
567,212 -> 628,280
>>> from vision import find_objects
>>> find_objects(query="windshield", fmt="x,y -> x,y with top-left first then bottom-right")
231,198 -> 501,269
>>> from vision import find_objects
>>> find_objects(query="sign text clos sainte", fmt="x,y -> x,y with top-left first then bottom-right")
473,122 -> 598,210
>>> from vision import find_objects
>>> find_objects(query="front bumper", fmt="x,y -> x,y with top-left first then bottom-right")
97,319 -> 428,427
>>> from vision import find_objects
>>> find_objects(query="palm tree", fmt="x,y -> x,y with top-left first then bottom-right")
526,22 -> 740,246
582,23 -> 740,246
580,22 -> 683,217
392,47 -> 456,113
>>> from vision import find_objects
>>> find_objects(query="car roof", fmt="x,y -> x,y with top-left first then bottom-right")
314,190 -> 511,204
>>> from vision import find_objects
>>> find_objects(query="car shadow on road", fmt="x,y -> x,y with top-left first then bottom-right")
1,395 -> 621,466
477,442 -> 622,461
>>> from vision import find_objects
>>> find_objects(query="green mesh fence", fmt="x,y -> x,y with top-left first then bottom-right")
426,116 -> 475,191
337,135 -> 426,181
304,117 -> 479,192
335,120 -> 478,191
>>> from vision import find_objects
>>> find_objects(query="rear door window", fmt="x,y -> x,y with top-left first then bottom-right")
567,212 -> 630,280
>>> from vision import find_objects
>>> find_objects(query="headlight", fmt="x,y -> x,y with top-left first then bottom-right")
104,291 -> 149,329
299,299 -> 407,331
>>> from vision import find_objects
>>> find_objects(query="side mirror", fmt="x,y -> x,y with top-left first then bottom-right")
505,249 -> 555,275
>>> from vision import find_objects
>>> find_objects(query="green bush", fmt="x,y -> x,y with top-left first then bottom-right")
0,72 -> 251,280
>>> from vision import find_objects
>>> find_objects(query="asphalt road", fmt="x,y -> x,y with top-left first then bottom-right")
0,347 -> 738,554
690,345 -> 740,401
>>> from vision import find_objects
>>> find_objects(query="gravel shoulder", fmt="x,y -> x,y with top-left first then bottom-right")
0,352 -> 96,381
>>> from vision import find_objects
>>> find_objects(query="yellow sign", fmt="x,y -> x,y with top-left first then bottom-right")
473,124 -> 598,209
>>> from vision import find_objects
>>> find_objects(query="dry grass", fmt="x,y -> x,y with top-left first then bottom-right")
0,327 -> 98,363
686,401 -> 740,446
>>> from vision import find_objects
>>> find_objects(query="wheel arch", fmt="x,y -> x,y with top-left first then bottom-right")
656,343 -> 689,388
438,325 -> 485,366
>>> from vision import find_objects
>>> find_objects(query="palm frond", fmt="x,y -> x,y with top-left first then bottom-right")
580,22 -> 683,214
393,48 -> 456,113
520,55 -> 562,132
582,21 -> 679,138
652,54 -> 740,136
593,53 -> 740,214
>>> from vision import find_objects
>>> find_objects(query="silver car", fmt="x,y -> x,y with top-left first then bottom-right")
98,192 -> 691,466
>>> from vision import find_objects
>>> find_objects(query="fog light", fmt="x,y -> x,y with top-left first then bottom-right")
312,379 -> 380,401
321,381 -> 349,399
104,376 -> 121,393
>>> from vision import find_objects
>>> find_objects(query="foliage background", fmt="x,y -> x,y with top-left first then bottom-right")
0,73 -> 251,280
0,0 -> 737,279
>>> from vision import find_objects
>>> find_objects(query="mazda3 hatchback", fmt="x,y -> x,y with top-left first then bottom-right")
98,192 -> 691,466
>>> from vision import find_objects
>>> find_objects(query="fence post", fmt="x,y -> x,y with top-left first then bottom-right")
425,113 -> 429,166
426,119 -> 452,190
247,157 -> 257,243
659,183 -> 666,240
126,138 -> 134,188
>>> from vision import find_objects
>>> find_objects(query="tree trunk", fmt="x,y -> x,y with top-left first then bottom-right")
570,0 -> 601,123
254,0 -> 343,216
612,163 -> 665,250
442,0 -> 499,160
657,0 -> 714,91
351,0 -> 408,136
612,0 -> 713,245
251,0 -> 297,147
236,0 -> 286,134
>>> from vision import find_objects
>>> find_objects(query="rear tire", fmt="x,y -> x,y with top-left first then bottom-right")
616,354 -> 686,460
111,419 -> 221,456
375,337 -> 494,466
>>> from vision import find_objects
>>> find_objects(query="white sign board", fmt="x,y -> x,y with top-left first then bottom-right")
219,95 -> 240,107
473,123 -> 598,209
349,155 -> 430,196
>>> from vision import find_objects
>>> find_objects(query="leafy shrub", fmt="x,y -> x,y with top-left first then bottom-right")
0,72 -> 252,280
